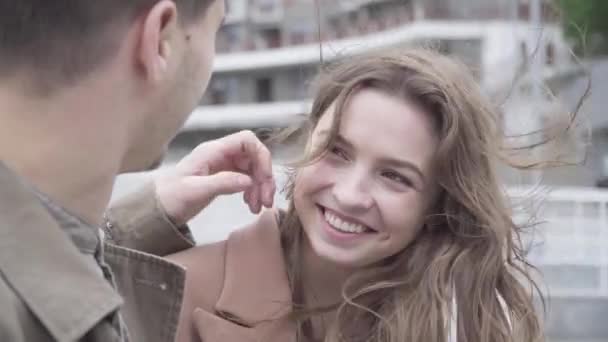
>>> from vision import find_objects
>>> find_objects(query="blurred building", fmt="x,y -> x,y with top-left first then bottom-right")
184,0 -> 569,127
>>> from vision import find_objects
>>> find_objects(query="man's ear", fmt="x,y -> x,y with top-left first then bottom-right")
136,0 -> 179,82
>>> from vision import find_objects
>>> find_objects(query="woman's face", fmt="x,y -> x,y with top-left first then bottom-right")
294,88 -> 440,269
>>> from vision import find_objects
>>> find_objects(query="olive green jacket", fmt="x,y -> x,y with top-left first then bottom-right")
0,162 -> 192,342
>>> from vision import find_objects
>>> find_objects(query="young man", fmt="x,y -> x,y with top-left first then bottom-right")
0,1 -> 275,341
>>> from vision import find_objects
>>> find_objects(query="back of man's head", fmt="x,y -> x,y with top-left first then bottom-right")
0,0 -> 212,90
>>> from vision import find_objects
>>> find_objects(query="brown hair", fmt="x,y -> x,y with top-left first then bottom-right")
0,0 -> 213,86
277,48 -> 545,342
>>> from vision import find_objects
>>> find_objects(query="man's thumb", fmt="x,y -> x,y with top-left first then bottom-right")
189,171 -> 253,199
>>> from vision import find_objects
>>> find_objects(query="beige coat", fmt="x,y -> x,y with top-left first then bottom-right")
0,162 -> 193,342
170,209 -> 466,342
169,209 -> 297,342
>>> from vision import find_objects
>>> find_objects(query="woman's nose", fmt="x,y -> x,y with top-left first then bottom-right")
331,167 -> 374,211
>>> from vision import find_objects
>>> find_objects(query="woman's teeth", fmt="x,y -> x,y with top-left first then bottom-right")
324,210 -> 367,234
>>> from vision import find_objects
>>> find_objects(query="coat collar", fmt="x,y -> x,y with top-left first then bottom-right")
192,209 -> 297,342
214,209 -> 293,326
0,162 -> 123,341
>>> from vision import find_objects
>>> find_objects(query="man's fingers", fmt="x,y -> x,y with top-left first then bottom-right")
187,172 -> 253,201
218,131 -> 275,207
181,130 -> 276,208
243,187 -> 254,213
251,185 -> 261,214
262,178 -> 276,208
216,130 -> 274,182
235,155 -> 251,172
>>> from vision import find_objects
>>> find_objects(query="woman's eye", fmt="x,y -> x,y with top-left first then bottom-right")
382,170 -> 412,186
329,145 -> 349,161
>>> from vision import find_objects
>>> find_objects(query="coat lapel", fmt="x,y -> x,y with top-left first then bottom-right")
193,308 -> 295,342
198,209 -> 297,342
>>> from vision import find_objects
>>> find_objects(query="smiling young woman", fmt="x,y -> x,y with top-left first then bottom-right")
168,49 -> 544,342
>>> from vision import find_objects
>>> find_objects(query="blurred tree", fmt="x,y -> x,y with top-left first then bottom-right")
555,0 -> 608,55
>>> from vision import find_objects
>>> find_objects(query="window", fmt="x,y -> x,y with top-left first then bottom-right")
209,86 -> 227,105
546,42 -> 555,65
256,78 -> 273,102
261,28 -> 282,48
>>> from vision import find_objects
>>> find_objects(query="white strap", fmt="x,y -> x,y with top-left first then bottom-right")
447,289 -> 458,342
446,290 -> 511,342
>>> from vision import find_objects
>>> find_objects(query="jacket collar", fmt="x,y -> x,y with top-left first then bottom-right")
0,162 -> 123,341
215,209 -> 293,326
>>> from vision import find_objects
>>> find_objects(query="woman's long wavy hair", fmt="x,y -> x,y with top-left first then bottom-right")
276,48 -> 546,342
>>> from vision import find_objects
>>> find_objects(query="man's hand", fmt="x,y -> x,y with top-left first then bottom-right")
155,130 -> 276,226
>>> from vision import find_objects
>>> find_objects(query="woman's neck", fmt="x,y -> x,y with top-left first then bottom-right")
297,238 -> 356,339
301,239 -> 354,307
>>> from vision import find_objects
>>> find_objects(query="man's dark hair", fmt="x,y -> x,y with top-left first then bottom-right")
0,0 -> 212,89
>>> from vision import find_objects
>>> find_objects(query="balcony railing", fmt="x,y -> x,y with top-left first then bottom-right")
249,0 -> 284,24
216,1 -> 413,53
216,0 -> 556,54
510,187 -> 608,297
